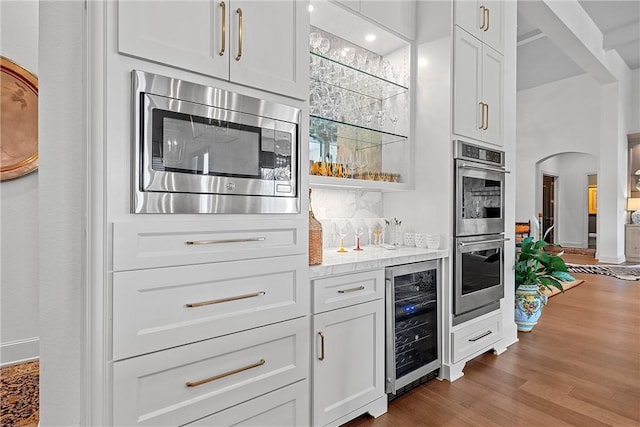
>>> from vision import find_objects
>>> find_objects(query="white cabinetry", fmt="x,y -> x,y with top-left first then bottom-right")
117,0 -> 308,100
454,0 -> 504,53
453,27 -> 503,146
111,218 -> 310,426
113,317 -> 308,426
626,224 -> 640,262
330,0 -> 416,40
311,270 -> 387,426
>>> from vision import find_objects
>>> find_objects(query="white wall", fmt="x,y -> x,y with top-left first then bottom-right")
516,74 -> 601,223
0,0 -> 40,365
630,69 -> 639,134
538,153 -> 598,248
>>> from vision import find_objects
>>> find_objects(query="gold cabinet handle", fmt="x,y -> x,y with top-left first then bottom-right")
219,1 -> 226,56
185,237 -> 265,245
318,332 -> 325,360
186,291 -> 265,308
337,285 -> 365,294
185,359 -> 265,387
484,103 -> 489,130
480,5 -> 486,30
235,7 -> 243,61
479,102 -> 485,129
485,7 -> 490,32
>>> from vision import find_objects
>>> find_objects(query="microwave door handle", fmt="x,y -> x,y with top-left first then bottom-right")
459,162 -> 510,174
458,238 -> 510,247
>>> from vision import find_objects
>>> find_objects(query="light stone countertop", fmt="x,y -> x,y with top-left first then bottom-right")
309,246 -> 449,278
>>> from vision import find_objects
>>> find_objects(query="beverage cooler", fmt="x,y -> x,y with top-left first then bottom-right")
385,261 -> 441,396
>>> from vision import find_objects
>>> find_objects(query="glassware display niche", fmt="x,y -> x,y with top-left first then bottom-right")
309,25 -> 410,186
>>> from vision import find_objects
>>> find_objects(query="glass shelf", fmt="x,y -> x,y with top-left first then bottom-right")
310,52 -> 408,100
310,115 -> 408,148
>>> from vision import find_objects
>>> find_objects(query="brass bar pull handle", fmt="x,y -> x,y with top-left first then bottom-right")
185,237 -> 265,245
186,291 -> 265,308
485,7 -> 490,32
484,103 -> 489,130
458,238 -> 510,247
235,8 -> 243,61
219,1 -> 226,56
480,5 -> 486,30
469,331 -> 492,342
186,359 -> 265,387
479,102 -> 485,129
318,332 -> 325,360
337,285 -> 365,294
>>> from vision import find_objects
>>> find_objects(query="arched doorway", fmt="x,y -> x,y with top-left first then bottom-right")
536,152 -> 598,248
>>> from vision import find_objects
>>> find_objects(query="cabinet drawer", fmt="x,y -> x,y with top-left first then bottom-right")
451,312 -> 502,363
312,269 -> 385,314
112,219 -> 305,271
113,255 -> 309,360
113,317 -> 309,427
187,380 -> 309,426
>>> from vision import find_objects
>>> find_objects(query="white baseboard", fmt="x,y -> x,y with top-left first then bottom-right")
560,241 -> 586,248
1,337 -> 39,367
598,255 -> 626,264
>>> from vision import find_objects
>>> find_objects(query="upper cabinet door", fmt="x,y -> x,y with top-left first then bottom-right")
359,0 -> 416,40
454,0 -> 504,54
482,0 -> 504,53
481,45 -> 503,146
454,0 -> 483,41
229,0 -> 309,100
453,28 -> 483,142
118,0 -> 229,80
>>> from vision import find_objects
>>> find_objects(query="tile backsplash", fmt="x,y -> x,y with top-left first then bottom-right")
310,189 -> 384,248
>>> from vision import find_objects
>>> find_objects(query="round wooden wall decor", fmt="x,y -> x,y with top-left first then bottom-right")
1,56 -> 38,181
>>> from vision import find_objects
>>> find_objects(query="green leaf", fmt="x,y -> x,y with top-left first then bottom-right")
533,240 -> 549,250
552,271 -> 575,282
548,256 -> 569,272
539,276 -> 564,292
521,237 -> 534,252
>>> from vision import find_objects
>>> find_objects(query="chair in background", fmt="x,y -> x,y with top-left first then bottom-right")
515,221 -> 531,246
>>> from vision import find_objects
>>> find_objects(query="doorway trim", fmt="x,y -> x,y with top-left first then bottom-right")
541,172 -> 558,244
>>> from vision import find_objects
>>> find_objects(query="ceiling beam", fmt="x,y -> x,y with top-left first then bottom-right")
517,29 -> 545,46
603,21 -> 640,50
518,0 -> 617,84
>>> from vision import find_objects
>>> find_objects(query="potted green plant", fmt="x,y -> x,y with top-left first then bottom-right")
514,237 -> 575,331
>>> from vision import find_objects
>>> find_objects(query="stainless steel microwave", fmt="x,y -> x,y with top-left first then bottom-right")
132,70 -> 301,214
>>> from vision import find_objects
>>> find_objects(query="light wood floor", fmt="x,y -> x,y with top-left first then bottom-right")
345,254 -> 640,427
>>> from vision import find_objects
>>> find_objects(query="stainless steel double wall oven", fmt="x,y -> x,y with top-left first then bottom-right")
453,141 -> 509,325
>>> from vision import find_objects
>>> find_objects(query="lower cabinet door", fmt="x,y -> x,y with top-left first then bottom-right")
187,380 -> 309,427
113,317 -> 309,426
312,299 -> 385,427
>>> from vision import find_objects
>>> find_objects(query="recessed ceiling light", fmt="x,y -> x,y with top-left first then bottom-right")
308,4 -> 314,12
365,34 -> 376,42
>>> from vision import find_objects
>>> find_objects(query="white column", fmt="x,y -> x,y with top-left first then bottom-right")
597,81 -> 629,263
39,1 -> 85,424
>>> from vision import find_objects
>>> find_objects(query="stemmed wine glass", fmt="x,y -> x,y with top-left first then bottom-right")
350,218 -> 364,251
364,218 -> 379,246
378,218 -> 388,245
333,219 -> 349,253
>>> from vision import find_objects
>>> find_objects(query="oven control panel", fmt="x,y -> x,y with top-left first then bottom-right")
456,141 -> 504,167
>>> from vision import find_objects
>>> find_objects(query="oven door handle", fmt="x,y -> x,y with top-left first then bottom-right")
458,237 -> 510,247
459,162 -> 510,174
